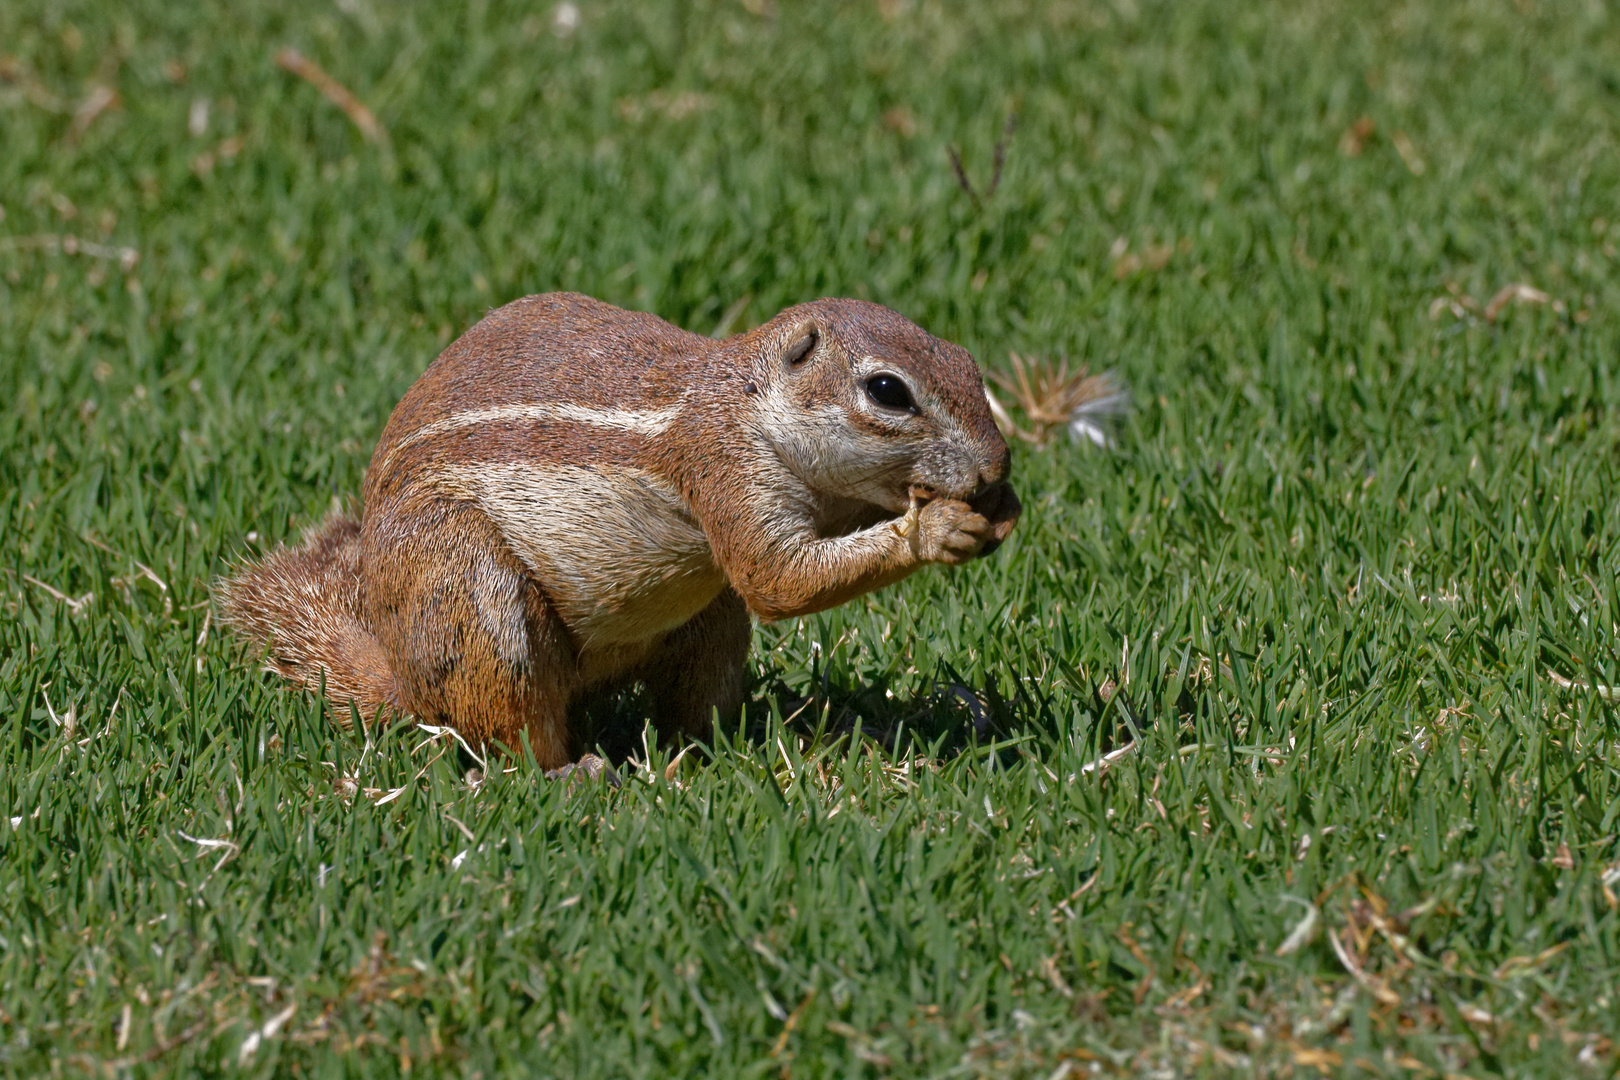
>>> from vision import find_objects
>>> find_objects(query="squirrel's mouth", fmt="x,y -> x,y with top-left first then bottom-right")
903,478 -> 988,507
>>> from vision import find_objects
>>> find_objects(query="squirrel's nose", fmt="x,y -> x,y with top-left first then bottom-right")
969,466 -> 1008,500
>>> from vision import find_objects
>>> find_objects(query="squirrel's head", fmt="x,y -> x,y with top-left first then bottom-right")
737,299 -> 1011,515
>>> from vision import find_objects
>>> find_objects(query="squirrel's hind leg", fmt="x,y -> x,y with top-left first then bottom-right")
634,587 -> 752,745
359,499 -> 579,769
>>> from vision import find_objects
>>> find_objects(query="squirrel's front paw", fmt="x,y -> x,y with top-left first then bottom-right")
914,499 -> 993,565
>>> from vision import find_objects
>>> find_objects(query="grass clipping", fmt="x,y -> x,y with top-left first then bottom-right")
984,352 -> 1132,449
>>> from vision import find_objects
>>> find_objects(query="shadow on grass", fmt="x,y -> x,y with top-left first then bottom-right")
572,662 -> 1146,773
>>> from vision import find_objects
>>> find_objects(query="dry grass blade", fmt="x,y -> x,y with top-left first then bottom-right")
0,56 -> 71,112
1492,941 -> 1570,981
0,234 -> 139,270
663,742 -> 698,783
275,48 -> 388,147
1545,669 -> 1616,701
1077,741 -> 1136,776
1484,282 -> 1550,322
42,688 -> 77,741
414,722 -> 486,771
987,353 -> 1130,447
21,573 -> 93,614
67,83 -> 119,141
177,829 -> 241,872
237,1003 -> 297,1064
1429,281 -> 1555,323
1327,923 -> 1401,1007
768,989 -> 815,1057
1390,131 -> 1425,175
1275,896 -> 1320,956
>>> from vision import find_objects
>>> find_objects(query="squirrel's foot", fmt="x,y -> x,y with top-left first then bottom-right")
544,753 -> 622,788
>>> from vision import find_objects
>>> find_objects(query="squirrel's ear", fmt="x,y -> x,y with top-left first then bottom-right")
778,322 -> 819,369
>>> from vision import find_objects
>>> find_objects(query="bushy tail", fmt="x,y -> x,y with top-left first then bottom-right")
216,513 -> 401,723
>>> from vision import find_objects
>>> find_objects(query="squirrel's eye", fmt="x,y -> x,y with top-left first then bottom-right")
865,374 -> 917,413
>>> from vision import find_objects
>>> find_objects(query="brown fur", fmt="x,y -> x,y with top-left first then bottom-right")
218,293 -> 1020,767
215,514 -> 400,720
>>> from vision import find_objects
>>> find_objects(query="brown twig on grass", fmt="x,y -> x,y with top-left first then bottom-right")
275,48 -> 388,146
946,147 -> 975,201
990,112 -> 1015,195
1338,115 -> 1375,157
948,113 -> 1017,207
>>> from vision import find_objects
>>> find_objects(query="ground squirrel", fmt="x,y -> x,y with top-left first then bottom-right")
218,293 -> 1021,772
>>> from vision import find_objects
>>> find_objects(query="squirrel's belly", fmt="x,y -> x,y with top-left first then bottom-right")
434,462 -> 726,650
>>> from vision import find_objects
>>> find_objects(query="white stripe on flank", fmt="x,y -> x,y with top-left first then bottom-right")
379,401 -> 682,468
549,403 -> 683,436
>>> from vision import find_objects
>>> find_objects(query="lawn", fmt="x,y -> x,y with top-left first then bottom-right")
3,0 -> 1620,1075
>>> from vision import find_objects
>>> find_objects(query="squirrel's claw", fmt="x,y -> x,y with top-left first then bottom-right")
544,753 -> 621,788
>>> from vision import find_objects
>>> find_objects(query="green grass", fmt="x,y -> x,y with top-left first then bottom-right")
4,0 -> 1620,1075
